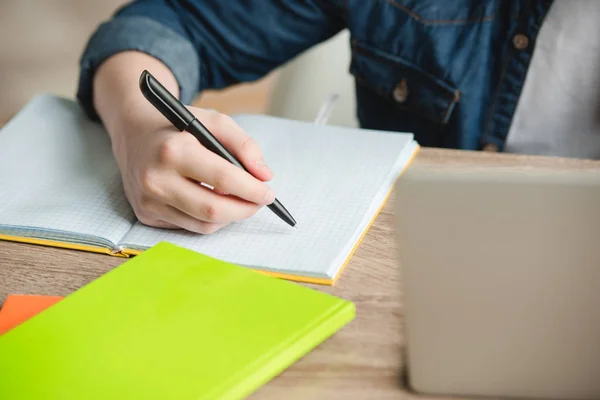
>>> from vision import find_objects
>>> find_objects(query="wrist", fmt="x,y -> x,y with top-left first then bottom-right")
92,51 -> 180,150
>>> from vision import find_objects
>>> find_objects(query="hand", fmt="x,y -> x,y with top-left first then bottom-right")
114,107 -> 275,234
92,52 -> 274,234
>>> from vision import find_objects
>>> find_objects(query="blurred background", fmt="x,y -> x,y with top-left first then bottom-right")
1,0 -> 358,127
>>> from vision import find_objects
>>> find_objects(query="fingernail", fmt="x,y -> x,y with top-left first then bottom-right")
264,189 -> 275,204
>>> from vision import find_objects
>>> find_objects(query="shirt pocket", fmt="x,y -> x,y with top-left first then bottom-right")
381,0 -> 496,25
350,40 -> 461,125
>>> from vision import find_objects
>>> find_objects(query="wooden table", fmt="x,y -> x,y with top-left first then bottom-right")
2,148 -> 600,399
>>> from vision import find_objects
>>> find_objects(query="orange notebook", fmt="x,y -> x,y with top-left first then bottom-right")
0,295 -> 63,335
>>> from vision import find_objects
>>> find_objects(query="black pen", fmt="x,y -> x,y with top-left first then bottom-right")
139,70 -> 296,227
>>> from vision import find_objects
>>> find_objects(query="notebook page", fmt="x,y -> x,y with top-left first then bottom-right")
0,95 -> 135,248
120,115 -> 415,279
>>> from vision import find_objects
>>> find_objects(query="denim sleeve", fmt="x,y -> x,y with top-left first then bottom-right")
76,0 -> 344,120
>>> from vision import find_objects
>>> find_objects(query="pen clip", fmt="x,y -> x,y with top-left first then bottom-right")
139,70 -> 194,131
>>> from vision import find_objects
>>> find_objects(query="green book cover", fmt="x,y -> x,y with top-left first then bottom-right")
0,242 -> 355,399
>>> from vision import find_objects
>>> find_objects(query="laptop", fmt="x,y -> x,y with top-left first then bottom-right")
395,161 -> 600,400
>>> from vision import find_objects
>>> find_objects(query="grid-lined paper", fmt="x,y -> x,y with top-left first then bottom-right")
1,96 -> 416,279
0,95 -> 136,248
120,115 -> 417,279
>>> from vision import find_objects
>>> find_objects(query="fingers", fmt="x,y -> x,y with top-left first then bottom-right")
137,202 -> 227,234
178,144 -> 275,206
135,181 -> 241,233
157,205 -> 227,234
164,176 -> 263,224
129,108 -> 276,234
190,108 -> 274,182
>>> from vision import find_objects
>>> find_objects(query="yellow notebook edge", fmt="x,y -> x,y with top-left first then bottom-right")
0,233 -> 335,285
331,142 -> 420,284
124,143 -> 420,286
122,247 -> 337,285
0,235 -> 128,257
0,143 -> 420,286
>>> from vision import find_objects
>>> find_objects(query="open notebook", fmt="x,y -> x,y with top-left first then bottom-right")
0,94 -> 418,284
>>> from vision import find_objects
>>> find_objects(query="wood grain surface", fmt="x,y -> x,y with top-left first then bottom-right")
2,148 -> 600,399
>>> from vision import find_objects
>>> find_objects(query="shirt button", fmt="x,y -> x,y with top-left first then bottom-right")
483,143 -> 499,152
512,34 -> 529,50
393,79 -> 409,103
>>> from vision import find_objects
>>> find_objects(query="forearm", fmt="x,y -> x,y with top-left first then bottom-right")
93,52 -> 178,153
79,0 -> 343,129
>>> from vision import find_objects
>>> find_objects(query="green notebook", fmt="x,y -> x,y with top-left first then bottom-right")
0,242 -> 355,399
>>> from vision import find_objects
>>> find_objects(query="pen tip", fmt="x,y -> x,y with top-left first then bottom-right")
267,199 -> 296,228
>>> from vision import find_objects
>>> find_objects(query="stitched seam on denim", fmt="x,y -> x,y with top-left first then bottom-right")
381,0 -> 495,25
351,41 -> 458,97
482,50 -> 513,146
354,75 -> 450,124
481,2 -> 552,146
351,45 -> 459,122
350,40 -> 461,123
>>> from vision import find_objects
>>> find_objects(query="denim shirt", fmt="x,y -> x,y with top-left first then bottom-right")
77,0 -> 554,151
